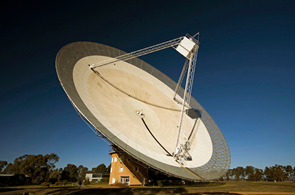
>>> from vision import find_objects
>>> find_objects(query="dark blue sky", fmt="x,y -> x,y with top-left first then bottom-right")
1,0 -> 294,170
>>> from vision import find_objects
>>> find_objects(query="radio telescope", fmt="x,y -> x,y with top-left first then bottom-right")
56,33 -> 230,180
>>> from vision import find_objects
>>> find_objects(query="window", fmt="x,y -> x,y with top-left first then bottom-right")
114,156 -> 117,162
112,178 -> 115,183
119,166 -> 123,172
135,166 -> 139,172
110,167 -> 112,172
93,173 -> 102,178
120,156 -> 124,162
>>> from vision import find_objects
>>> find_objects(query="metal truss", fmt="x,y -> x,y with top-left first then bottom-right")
90,37 -> 183,69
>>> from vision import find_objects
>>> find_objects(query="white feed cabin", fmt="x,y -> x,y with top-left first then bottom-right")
176,37 -> 198,59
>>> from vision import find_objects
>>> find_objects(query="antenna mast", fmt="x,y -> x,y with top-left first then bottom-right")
173,33 -> 200,163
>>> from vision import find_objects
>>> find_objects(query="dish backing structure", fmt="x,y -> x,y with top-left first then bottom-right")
55,33 -> 231,181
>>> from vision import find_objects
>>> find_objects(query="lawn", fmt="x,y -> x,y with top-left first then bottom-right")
0,181 -> 295,195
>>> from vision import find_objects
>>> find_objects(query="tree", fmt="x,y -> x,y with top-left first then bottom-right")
285,165 -> 293,181
254,168 -> 263,181
77,165 -> 88,181
12,154 -> 30,174
224,169 -> 232,181
61,169 -> 70,182
19,153 -> 59,184
106,163 -> 111,172
63,164 -> 78,182
237,167 -> 245,180
248,168 -> 263,181
245,166 -> 254,180
3,163 -> 14,174
92,164 -> 107,173
232,167 -> 245,181
2,154 -> 59,184
0,161 -> 7,173
49,168 -> 62,183
264,164 -> 288,181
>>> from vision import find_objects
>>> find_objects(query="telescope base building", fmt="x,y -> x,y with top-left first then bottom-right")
109,148 -> 149,186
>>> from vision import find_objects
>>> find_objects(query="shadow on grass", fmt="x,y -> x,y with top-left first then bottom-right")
42,188 -> 77,195
0,187 -> 245,195
50,188 -> 243,195
0,188 -> 23,192
65,188 -> 186,195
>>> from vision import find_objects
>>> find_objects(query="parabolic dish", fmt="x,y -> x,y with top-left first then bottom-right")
56,41 -> 230,180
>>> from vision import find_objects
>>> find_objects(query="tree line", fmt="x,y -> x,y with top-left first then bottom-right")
0,154 -> 110,185
223,165 -> 294,181
1,154 -> 294,185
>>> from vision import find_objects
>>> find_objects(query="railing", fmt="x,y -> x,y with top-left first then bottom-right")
123,158 -> 146,184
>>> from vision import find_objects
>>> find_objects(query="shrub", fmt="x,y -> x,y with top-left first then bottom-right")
62,180 -> 68,186
55,181 -> 62,186
157,180 -> 163,187
84,179 -> 91,187
100,177 -> 109,183
41,182 -> 51,188
113,182 -> 129,188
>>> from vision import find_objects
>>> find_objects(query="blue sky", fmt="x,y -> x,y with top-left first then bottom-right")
0,0 -> 294,171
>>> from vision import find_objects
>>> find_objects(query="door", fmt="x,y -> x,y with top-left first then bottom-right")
120,176 -> 130,186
